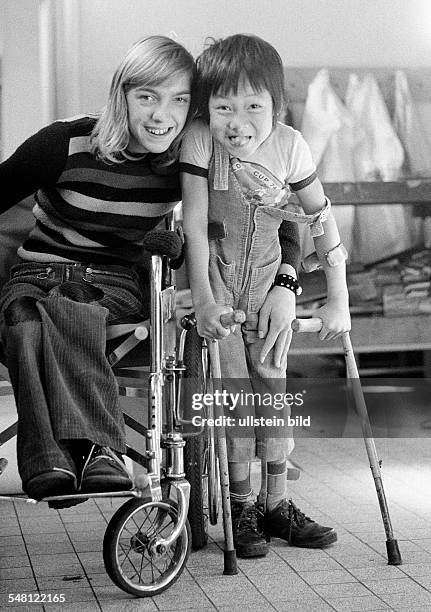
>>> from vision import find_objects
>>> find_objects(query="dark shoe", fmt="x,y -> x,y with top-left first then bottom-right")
263,499 -> 337,548
231,501 -> 269,558
46,441 -> 89,508
80,445 -> 132,493
24,468 -> 77,500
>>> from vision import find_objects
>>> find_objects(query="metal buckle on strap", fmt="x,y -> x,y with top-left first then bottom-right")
36,267 -> 53,279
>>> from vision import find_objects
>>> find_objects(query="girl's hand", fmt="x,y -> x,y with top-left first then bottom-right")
315,298 -> 351,341
195,302 -> 234,340
258,286 -> 296,368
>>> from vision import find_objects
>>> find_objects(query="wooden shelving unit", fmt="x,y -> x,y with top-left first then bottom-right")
291,180 -> 431,362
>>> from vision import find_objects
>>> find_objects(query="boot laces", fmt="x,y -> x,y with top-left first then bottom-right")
287,499 -> 313,528
233,503 -> 260,535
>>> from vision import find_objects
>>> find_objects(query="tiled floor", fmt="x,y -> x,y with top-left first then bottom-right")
1,376 -> 431,610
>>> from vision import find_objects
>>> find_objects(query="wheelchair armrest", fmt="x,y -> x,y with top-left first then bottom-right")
142,229 -> 183,261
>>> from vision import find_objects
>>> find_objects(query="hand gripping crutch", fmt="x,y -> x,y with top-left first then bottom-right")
206,310 -> 245,576
292,318 -> 402,565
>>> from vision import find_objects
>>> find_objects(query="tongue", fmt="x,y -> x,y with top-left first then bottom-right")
230,136 -> 248,146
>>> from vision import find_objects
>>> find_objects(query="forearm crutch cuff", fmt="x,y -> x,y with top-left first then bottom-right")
307,196 -> 331,237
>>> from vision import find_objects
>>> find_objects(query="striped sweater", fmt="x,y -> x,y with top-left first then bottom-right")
0,116 -> 182,265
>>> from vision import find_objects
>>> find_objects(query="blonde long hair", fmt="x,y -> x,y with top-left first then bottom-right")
91,36 -> 195,165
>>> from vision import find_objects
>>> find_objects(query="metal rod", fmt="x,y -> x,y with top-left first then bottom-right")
292,318 -> 402,565
342,332 -> 401,564
208,340 -> 237,575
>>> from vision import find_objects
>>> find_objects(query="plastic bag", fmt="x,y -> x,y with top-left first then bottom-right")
300,69 -> 355,257
347,74 -> 404,181
393,70 -> 431,177
346,74 -> 413,263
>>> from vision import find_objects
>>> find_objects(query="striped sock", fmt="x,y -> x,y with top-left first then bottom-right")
228,462 -> 254,503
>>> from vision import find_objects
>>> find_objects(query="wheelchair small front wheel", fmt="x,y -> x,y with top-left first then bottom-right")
103,497 -> 191,597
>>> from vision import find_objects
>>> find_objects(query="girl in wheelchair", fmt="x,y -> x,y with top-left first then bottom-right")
181,34 -> 351,557
0,35 -> 195,506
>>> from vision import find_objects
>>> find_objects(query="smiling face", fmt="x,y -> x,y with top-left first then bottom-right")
208,77 -> 273,157
125,71 -> 191,155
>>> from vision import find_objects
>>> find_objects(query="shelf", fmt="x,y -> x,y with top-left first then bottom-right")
322,180 -> 431,206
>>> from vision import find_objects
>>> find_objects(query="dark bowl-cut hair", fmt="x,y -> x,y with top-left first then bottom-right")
195,34 -> 287,124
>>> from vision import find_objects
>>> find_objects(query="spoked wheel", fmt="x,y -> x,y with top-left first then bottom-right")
103,497 -> 191,597
183,326 -> 219,550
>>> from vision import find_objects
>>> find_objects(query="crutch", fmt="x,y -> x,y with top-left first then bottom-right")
206,310 -> 245,576
292,317 -> 402,566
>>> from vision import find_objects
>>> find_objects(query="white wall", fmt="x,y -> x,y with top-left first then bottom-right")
2,0 -> 431,155
76,0 -> 431,112
1,0 -> 42,156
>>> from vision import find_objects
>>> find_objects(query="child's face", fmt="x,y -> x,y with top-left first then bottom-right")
125,71 -> 191,155
209,78 -> 273,157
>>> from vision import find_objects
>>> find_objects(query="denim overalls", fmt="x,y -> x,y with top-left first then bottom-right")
207,141 -> 329,462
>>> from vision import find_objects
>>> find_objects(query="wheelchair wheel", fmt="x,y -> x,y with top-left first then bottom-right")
183,326 -> 219,550
103,497 -> 191,597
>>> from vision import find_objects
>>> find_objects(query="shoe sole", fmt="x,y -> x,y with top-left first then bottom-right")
265,528 -> 338,548
291,529 -> 338,548
235,541 -> 270,558
49,497 -> 88,509
80,477 -> 133,494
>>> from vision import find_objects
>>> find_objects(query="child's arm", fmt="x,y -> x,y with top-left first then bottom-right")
296,178 -> 351,341
181,172 -> 233,340
259,222 -> 300,367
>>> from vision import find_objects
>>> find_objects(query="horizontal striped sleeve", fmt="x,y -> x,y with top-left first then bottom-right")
21,232 -> 147,264
57,181 -> 181,203
32,213 -> 103,248
58,188 -> 177,216
21,115 -> 183,263
37,187 -> 175,218
58,167 -> 178,190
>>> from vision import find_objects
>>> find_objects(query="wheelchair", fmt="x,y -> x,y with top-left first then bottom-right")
0,218 -> 239,597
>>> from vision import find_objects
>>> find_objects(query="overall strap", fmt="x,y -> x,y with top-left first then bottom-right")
213,140 -> 229,191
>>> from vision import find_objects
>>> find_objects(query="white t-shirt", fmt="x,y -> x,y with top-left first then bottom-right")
180,120 -> 316,191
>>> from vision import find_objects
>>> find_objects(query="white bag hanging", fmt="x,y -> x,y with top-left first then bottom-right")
301,68 -> 343,166
347,74 -> 404,181
393,70 -> 431,247
300,69 -> 355,257
393,70 -> 431,177
346,74 -> 411,263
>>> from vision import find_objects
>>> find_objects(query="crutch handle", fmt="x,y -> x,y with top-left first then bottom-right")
220,310 -> 246,328
291,317 -> 323,333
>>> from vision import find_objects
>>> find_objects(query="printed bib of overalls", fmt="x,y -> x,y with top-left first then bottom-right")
208,141 -> 329,314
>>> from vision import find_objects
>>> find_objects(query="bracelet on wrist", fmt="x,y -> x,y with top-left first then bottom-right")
273,274 -> 302,296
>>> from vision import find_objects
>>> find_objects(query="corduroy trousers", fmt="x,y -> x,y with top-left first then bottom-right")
0,261 -> 147,486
